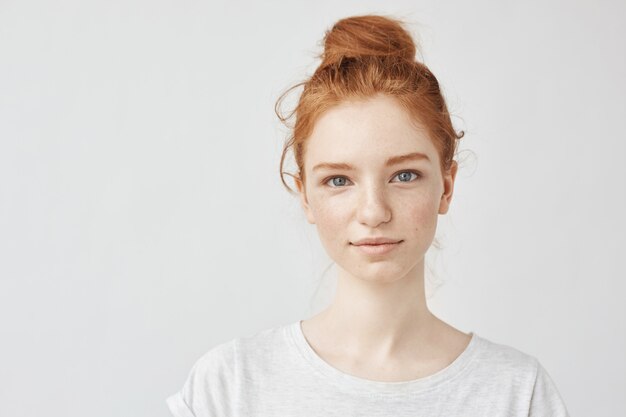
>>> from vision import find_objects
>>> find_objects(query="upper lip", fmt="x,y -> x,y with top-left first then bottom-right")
351,237 -> 402,246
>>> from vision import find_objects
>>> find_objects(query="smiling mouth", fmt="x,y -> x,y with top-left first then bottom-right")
349,240 -> 404,246
349,240 -> 403,256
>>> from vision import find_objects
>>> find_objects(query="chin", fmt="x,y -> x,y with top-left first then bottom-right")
344,262 -> 409,283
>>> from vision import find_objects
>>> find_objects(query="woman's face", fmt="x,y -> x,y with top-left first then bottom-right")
296,94 -> 457,283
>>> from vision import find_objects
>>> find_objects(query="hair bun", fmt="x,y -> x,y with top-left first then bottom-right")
319,15 -> 417,68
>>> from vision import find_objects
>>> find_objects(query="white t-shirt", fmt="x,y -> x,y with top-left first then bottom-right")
166,320 -> 570,417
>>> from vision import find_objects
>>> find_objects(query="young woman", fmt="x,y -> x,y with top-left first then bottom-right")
167,14 -> 570,417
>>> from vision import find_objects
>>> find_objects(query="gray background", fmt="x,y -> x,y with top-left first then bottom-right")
1,0 -> 624,416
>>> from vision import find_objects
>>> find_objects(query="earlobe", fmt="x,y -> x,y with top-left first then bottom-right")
295,176 -> 316,225
438,161 -> 458,215
438,194 -> 450,215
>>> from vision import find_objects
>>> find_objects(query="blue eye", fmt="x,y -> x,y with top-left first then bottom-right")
326,176 -> 350,187
394,171 -> 419,182
324,171 -> 421,188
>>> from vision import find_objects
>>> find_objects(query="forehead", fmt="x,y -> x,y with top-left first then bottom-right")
305,95 -> 438,167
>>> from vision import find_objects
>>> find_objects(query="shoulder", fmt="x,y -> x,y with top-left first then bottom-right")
167,324 -> 290,417
470,334 -> 570,416
190,337 -> 238,377
166,338 -> 238,417
179,338 -> 238,397
236,322 -> 291,357
181,322 -> 291,386
473,333 -> 541,376
466,333 -> 543,392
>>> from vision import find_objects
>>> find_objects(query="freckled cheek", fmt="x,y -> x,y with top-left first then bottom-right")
404,197 -> 440,233
310,199 -> 351,245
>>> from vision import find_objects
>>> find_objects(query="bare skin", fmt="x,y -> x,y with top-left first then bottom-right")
295,93 -> 472,382
301,309 -> 471,382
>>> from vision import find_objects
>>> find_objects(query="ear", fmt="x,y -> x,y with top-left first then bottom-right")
295,175 -> 316,224
438,160 -> 458,215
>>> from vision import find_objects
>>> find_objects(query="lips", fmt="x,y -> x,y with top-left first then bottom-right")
351,240 -> 402,256
351,237 -> 402,246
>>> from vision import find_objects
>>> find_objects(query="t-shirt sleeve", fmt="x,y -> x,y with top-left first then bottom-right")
166,389 -> 196,417
166,356 -> 204,417
528,360 -> 570,417
166,340 -> 237,417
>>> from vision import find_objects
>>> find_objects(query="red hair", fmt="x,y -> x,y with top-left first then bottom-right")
275,14 -> 465,194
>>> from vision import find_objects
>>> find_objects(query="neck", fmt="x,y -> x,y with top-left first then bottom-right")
316,258 -> 436,360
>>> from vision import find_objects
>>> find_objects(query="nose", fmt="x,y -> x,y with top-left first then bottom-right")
355,181 -> 392,227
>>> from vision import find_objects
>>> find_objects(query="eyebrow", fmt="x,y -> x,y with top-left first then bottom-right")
312,152 -> 431,172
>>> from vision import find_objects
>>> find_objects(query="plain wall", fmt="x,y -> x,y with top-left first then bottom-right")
1,0 -> 624,416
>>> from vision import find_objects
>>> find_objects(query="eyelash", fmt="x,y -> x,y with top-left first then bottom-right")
323,170 -> 422,188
